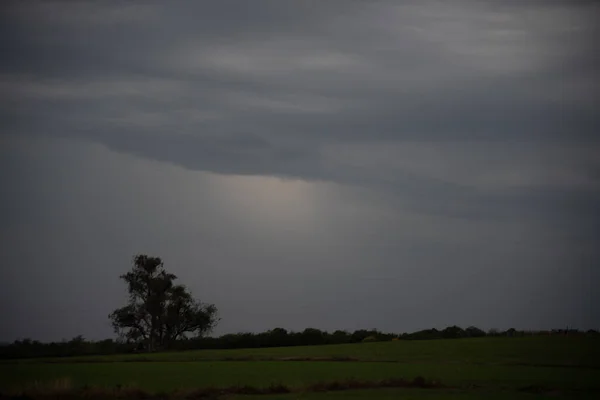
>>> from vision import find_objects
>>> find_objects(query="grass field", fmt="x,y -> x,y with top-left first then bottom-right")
2,336 -> 600,399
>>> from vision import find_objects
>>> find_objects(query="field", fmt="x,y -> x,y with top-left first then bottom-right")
2,336 -> 600,399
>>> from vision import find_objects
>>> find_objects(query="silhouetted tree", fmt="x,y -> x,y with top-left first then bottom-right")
465,326 -> 486,338
109,254 -> 218,351
350,329 -> 371,343
487,328 -> 499,336
300,328 -> 325,345
442,326 -> 465,339
267,328 -> 289,347
331,330 -> 351,344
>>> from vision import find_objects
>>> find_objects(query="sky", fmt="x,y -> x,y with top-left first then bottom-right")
1,0 -> 599,342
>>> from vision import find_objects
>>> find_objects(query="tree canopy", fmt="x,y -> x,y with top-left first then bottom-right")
109,254 -> 218,352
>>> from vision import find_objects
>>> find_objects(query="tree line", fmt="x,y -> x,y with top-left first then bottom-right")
2,254 -> 595,360
2,326 -> 595,360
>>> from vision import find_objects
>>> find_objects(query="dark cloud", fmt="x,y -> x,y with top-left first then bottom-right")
1,0 -> 599,341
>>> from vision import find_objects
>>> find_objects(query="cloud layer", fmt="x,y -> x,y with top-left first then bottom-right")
1,0 -> 599,341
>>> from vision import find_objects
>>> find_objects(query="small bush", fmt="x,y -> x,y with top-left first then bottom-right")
361,336 -> 378,342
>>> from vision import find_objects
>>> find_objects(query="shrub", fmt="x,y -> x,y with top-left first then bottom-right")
362,336 -> 378,343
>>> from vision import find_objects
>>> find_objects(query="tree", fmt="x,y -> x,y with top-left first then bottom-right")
331,330 -> 351,344
442,326 -> 465,339
109,254 -> 218,352
300,328 -> 325,345
350,329 -> 370,343
487,328 -> 499,336
465,326 -> 486,338
266,328 -> 289,347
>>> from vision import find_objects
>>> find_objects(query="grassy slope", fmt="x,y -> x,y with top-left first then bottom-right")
12,336 -> 600,366
2,360 -> 599,391
1,337 -> 599,397
231,388 -> 598,400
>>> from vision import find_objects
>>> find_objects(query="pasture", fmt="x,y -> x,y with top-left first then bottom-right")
2,336 -> 599,399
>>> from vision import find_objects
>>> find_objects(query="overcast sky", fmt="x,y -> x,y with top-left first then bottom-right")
1,0 -> 599,342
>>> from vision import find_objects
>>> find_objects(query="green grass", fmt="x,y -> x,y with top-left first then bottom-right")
230,388 -> 599,400
2,337 -> 599,399
12,336 -> 600,366
2,361 -> 599,391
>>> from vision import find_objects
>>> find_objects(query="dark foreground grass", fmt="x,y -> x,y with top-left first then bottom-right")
1,360 -> 599,393
2,376 -> 444,399
229,388 -> 600,400
4,378 -> 599,400
2,338 -> 599,399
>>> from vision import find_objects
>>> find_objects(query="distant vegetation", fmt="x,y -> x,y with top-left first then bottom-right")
3,255 -> 599,399
2,326 -> 596,360
1,254 -> 596,360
